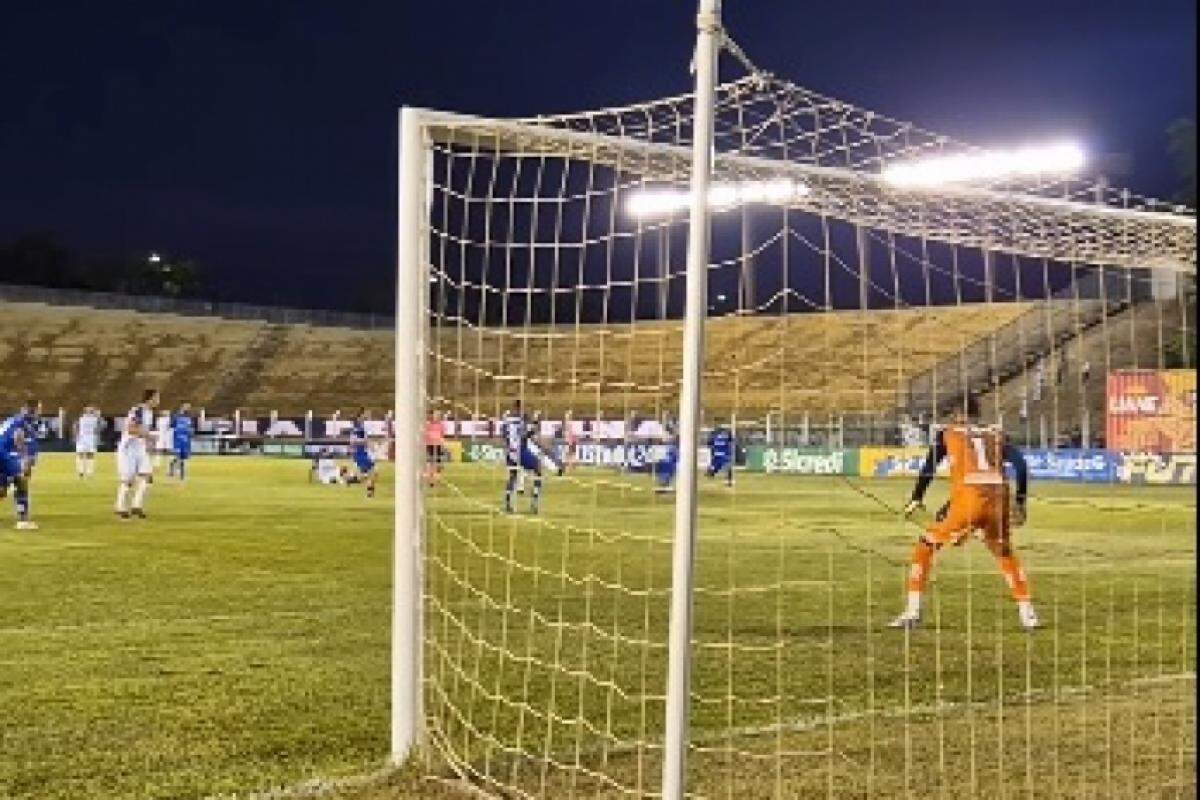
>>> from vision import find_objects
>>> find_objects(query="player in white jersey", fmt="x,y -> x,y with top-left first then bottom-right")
115,389 -> 160,520
74,406 -> 102,479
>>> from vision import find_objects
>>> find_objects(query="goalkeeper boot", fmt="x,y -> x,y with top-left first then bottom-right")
887,611 -> 921,630
1018,603 -> 1041,631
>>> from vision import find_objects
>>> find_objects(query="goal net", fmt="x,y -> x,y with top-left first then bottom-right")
398,70 -> 1196,799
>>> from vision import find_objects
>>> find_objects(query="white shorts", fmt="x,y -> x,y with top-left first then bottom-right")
76,436 -> 97,455
117,443 -> 152,482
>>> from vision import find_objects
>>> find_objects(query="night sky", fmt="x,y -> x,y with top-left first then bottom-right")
0,1 -> 1194,311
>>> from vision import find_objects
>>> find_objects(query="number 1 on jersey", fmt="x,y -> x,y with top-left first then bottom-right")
970,436 -> 991,471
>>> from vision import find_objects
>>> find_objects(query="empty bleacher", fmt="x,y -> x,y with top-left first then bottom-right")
0,291 -> 1074,422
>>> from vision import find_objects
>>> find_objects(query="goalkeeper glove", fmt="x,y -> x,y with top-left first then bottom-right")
902,499 -> 924,518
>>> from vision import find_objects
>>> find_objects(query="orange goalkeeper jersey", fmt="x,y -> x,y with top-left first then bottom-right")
942,424 -> 1005,489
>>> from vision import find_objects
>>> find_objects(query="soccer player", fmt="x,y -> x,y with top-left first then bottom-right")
706,424 -> 734,486
115,389 -> 159,520
424,410 -> 445,487
562,412 -> 579,472
890,397 -> 1039,631
501,401 -> 544,514
20,400 -> 42,477
654,419 -> 679,494
168,403 -> 194,481
0,406 -> 38,530
349,408 -> 377,498
74,406 -> 102,479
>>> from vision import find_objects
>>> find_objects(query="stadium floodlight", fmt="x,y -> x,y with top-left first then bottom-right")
626,179 -> 809,217
881,141 -> 1086,188
148,253 -> 162,263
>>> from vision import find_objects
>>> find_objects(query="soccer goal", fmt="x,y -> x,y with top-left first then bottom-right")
393,3 -> 1197,797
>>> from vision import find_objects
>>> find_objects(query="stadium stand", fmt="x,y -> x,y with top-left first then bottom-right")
9,281 -> 1185,432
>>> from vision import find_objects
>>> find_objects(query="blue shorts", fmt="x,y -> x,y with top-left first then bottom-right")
506,447 -> 541,473
174,440 -> 192,460
354,449 -> 375,473
656,447 -> 678,483
709,452 -> 731,474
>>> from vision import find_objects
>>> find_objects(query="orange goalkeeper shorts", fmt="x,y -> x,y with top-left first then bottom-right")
925,486 -> 1009,546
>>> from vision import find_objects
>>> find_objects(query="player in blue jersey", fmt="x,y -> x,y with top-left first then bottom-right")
0,403 -> 38,530
19,400 -> 42,476
501,401 -> 545,514
168,403 -> 194,481
654,418 -> 679,493
706,424 -> 735,486
349,408 -> 377,498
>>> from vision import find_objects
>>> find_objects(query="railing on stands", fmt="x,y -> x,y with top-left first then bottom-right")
0,283 -> 395,330
904,270 -> 1143,417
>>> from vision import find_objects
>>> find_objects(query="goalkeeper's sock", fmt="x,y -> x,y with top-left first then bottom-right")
904,591 -> 922,618
906,540 -> 935,596
998,554 -> 1030,602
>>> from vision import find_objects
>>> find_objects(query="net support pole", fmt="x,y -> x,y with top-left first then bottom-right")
662,1 -> 719,797
392,105 -> 426,763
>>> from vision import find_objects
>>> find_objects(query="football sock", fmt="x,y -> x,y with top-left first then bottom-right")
504,471 -> 517,510
904,540 -> 936,614
132,477 -> 148,510
14,488 -> 29,522
997,554 -> 1030,602
115,484 -> 130,513
531,478 -> 542,512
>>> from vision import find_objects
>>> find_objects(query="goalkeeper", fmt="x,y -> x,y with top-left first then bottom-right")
890,398 -> 1039,631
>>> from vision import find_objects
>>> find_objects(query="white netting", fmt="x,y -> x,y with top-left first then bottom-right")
412,71 -> 1196,799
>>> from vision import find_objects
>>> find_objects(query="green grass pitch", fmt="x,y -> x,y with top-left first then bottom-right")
0,454 -> 1194,799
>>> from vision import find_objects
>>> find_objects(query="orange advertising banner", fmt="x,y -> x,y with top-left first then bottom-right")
1106,369 -> 1197,454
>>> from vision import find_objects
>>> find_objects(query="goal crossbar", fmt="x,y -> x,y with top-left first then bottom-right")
412,107 -> 1196,273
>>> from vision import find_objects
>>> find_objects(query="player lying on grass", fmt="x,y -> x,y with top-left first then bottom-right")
891,397 -> 1039,631
0,403 -> 39,530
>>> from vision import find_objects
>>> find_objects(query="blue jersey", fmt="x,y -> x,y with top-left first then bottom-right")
350,421 -> 375,473
501,414 -> 525,459
350,421 -> 369,458
172,414 -> 193,443
17,415 -> 40,460
709,428 -> 733,459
